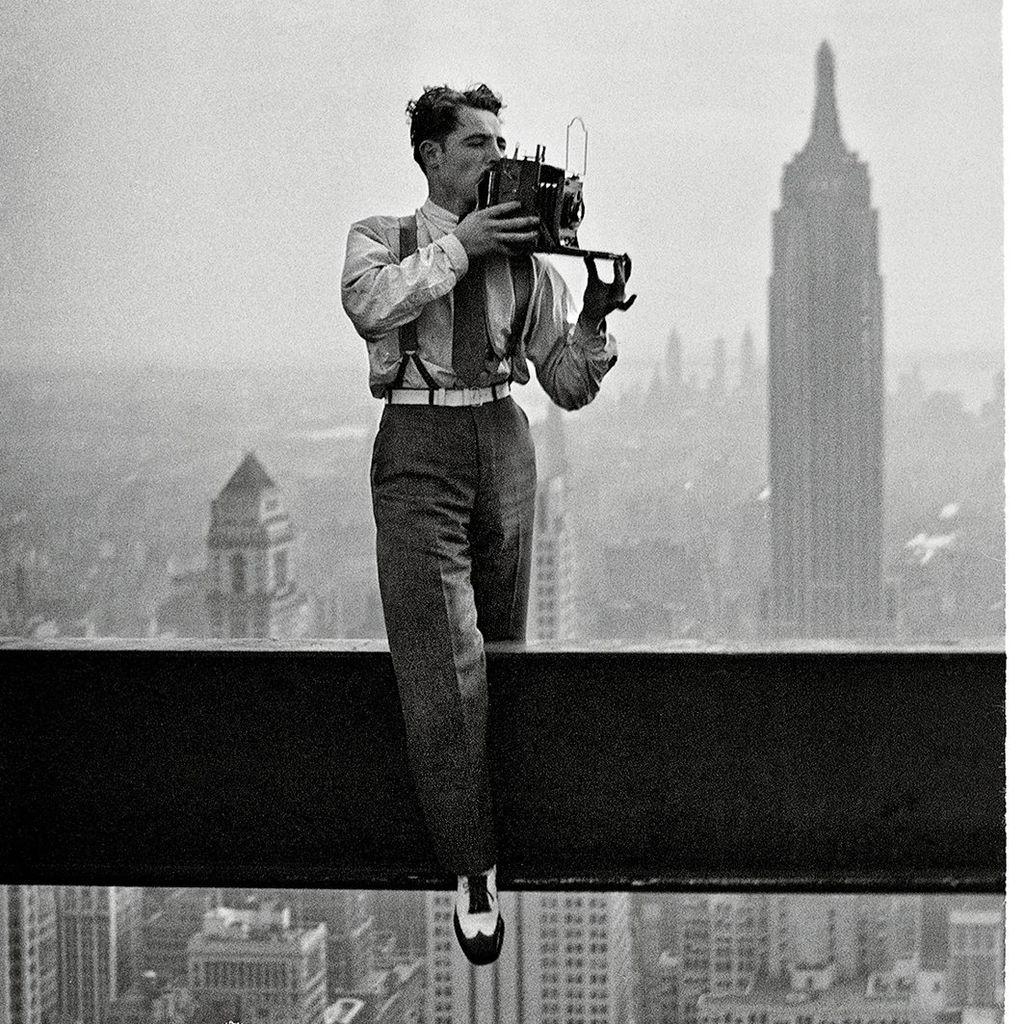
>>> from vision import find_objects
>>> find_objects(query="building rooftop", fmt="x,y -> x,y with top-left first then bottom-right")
950,909 -> 1002,926
217,452 -> 276,497
326,997 -> 365,1024
189,905 -> 323,946
699,975 -> 912,1012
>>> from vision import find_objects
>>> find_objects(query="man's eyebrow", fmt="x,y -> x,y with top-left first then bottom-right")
462,132 -> 506,145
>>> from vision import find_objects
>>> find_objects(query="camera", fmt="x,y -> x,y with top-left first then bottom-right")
476,119 -> 624,262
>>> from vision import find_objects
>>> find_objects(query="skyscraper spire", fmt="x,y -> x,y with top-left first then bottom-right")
806,40 -> 847,155
769,42 -> 884,638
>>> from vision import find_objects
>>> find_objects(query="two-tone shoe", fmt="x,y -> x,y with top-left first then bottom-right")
453,865 -> 504,966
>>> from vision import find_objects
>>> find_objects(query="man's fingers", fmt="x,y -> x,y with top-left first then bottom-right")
485,201 -> 523,215
613,253 -> 632,287
496,230 -> 539,243
491,216 -> 539,230
618,293 -> 637,312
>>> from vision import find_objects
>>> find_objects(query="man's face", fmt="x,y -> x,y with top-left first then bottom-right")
426,106 -> 506,208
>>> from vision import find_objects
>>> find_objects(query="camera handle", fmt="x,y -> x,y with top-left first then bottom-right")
547,245 -> 627,262
565,117 -> 588,177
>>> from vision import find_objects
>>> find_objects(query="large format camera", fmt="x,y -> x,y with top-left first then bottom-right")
476,119 -> 624,262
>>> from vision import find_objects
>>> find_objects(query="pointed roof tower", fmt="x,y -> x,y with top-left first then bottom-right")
803,40 -> 848,157
781,42 -> 867,205
208,452 -> 292,549
218,451 -> 275,497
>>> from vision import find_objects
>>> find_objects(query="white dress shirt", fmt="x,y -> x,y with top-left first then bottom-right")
341,198 -> 617,409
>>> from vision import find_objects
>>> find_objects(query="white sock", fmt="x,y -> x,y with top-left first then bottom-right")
455,865 -> 499,938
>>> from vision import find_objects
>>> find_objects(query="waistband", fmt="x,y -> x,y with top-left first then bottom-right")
385,382 -> 511,407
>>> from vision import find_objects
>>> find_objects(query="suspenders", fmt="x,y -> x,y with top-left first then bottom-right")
389,213 -> 535,396
392,215 -> 440,392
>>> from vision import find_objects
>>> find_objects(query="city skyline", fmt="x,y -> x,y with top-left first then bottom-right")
0,5 -> 1005,644
0,330 -> 1003,645
1,887 -> 1005,1023
0,2 -> 1003,394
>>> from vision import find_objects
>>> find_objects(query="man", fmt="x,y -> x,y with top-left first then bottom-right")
341,83 -> 634,965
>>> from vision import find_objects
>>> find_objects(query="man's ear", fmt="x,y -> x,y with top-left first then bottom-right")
419,139 -> 442,170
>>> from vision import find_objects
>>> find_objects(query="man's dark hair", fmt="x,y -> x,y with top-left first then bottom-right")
406,84 -> 504,171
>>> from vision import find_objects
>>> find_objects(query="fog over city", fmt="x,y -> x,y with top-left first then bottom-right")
0,0 -> 1004,645
1,0 -> 1002,397
0,5 -> 1008,1023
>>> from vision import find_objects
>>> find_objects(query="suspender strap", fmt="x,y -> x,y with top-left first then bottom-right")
391,214 -> 439,392
390,217 -> 533,396
410,353 -> 439,389
397,216 -> 418,357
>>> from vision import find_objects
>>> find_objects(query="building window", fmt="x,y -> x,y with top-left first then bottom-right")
274,548 -> 288,589
231,553 -> 246,594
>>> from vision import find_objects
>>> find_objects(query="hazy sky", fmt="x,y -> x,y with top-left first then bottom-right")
0,0 -> 1003,396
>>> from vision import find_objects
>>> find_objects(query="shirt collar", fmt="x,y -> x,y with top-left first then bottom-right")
420,197 -> 460,234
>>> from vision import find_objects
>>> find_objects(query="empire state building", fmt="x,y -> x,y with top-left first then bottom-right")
768,42 -> 885,638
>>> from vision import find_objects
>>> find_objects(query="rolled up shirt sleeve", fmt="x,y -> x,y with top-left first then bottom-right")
341,217 -> 468,340
522,258 -> 618,411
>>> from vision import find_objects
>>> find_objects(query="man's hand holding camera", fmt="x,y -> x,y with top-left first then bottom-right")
452,199 -> 637,331
580,253 -> 637,330
453,201 -> 540,257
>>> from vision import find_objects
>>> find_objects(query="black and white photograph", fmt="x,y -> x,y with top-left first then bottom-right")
0,1 -> 1008,1022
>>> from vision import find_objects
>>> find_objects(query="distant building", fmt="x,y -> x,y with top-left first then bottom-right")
424,891 -> 633,1024
766,895 -> 859,981
667,895 -> 765,996
143,888 -> 222,985
205,452 -> 310,638
767,42 -> 886,638
885,896 -> 924,966
654,953 -> 703,1024
268,890 -> 375,996
738,326 -> 756,394
155,559 -> 209,639
326,996 -> 367,1023
58,887 -> 143,1024
634,902 -> 665,1024
696,964 -> 922,1024
529,409 -> 578,641
664,329 -> 682,386
370,892 -> 427,961
945,908 -> 1003,1010
710,336 -> 725,399
2,886 -> 11,1024
2,886 -> 58,1024
600,537 -> 708,640
104,973 -> 194,1024
920,895 -> 954,971
186,904 -> 327,1024
345,957 -> 424,1024
151,983 -> 197,1024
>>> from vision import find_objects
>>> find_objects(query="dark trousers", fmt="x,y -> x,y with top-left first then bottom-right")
370,395 -> 537,875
